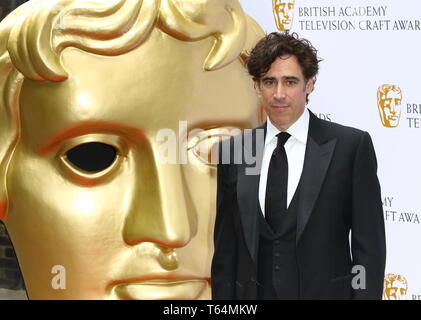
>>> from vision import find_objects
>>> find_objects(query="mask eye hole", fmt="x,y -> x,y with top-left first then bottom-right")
187,127 -> 242,166
65,142 -> 117,173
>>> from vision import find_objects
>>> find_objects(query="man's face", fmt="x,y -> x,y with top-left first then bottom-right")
378,89 -> 402,128
273,0 -> 295,30
4,30 -> 258,299
257,55 -> 313,131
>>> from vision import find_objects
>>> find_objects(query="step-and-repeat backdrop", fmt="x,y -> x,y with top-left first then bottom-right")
0,0 -> 419,300
239,0 -> 420,300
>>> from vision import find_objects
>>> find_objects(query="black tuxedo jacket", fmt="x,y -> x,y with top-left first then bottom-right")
211,110 -> 386,300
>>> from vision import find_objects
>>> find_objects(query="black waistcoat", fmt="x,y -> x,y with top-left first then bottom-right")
257,189 -> 300,300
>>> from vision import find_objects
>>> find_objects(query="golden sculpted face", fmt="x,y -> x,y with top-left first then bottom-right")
377,84 -> 402,128
0,0 -> 262,299
383,274 -> 408,300
273,0 -> 295,31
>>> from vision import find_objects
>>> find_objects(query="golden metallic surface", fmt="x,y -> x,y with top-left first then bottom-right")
377,84 -> 402,128
272,0 -> 295,31
112,279 -> 208,300
0,0 -> 263,299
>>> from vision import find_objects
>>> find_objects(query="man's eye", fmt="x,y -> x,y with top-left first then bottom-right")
65,142 -> 117,172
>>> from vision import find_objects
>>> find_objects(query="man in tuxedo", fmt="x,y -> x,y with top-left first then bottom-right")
211,32 -> 386,300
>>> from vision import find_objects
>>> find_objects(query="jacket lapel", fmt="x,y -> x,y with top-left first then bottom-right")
296,111 -> 337,244
237,123 -> 266,263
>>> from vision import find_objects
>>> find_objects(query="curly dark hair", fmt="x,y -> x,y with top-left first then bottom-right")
246,32 -> 322,83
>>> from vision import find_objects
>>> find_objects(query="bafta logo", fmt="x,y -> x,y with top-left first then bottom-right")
272,0 -> 295,31
377,84 -> 402,128
383,274 -> 408,300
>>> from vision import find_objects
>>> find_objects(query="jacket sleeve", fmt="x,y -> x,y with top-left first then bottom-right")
211,141 -> 238,299
351,131 -> 386,299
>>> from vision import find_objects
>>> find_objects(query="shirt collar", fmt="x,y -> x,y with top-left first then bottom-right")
265,108 -> 309,146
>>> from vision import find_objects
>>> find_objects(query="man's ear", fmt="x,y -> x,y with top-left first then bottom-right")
0,66 -> 21,222
305,77 -> 315,94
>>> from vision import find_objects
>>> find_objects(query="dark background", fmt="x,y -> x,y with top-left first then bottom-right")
1,0 -> 28,21
0,0 -> 28,291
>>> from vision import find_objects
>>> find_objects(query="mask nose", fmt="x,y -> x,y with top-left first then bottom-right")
123,143 -> 195,250
390,101 -> 397,114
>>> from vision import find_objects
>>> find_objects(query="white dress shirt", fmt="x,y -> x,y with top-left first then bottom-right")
259,109 -> 309,216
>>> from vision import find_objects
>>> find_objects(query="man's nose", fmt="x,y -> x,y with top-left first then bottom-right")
273,83 -> 287,100
123,149 -> 194,249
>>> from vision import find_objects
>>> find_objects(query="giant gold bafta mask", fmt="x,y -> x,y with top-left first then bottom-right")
0,0 -> 263,299
272,0 -> 295,31
377,84 -> 402,128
